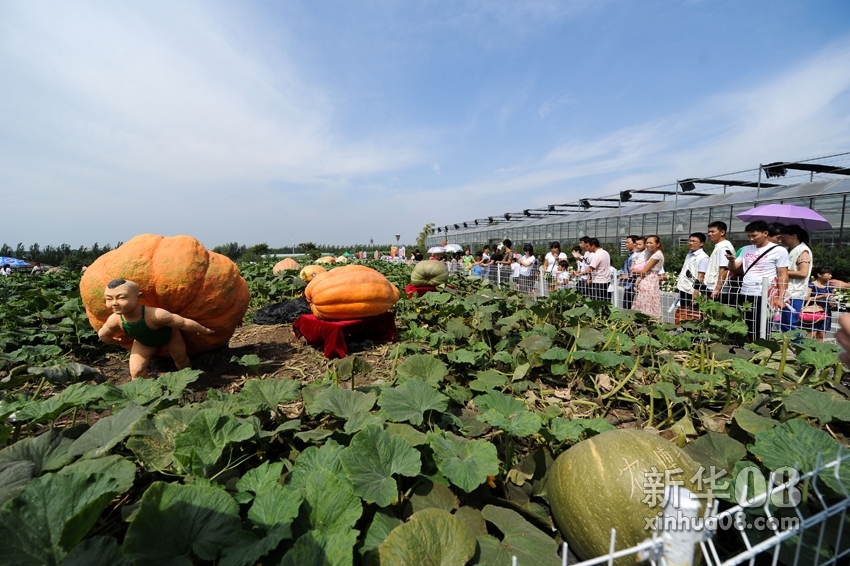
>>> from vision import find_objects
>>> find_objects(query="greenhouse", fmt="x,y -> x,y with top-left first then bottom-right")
426,154 -> 850,250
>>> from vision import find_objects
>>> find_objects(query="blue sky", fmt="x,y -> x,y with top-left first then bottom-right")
2,1 -> 850,249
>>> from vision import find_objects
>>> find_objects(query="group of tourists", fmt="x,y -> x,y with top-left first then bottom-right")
429,218 -> 846,342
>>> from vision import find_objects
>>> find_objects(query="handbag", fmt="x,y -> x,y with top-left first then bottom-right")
800,300 -> 826,323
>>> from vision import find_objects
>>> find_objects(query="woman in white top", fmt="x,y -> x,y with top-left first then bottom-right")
631,235 -> 665,318
517,243 -> 537,294
779,224 -> 812,333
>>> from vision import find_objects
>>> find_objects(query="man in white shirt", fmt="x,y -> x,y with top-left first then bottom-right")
727,221 -> 789,341
703,221 -> 736,303
619,235 -> 638,309
578,238 -> 611,302
676,233 -> 709,309
543,241 -> 568,292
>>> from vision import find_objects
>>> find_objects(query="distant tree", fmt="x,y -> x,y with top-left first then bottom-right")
416,223 -> 435,252
250,243 -> 270,257
213,242 -> 247,261
299,242 -> 321,261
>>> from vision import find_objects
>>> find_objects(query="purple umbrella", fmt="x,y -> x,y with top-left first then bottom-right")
736,204 -> 832,232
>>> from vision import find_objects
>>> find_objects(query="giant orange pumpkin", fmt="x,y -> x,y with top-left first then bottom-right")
304,265 -> 399,320
273,258 -> 300,273
80,234 -> 250,356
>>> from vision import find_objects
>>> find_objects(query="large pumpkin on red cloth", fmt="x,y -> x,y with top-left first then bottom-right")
80,234 -> 250,355
305,265 -> 399,320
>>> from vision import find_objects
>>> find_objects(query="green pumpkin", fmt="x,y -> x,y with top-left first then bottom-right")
548,429 -> 706,564
411,260 -> 449,286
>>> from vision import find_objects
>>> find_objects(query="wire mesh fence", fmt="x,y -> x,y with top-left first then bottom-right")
509,450 -> 850,566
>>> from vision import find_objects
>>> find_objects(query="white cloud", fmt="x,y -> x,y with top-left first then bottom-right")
432,163 -> 441,175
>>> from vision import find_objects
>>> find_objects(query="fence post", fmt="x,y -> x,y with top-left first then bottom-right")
539,266 -> 546,297
759,276 -> 770,340
610,268 -> 620,308
660,485 -> 703,566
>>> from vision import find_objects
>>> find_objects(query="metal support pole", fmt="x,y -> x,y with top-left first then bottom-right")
660,485 -> 703,566
756,165 -> 762,203
760,276 -> 771,340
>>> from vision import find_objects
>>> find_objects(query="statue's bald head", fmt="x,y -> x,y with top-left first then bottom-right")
106,279 -> 140,294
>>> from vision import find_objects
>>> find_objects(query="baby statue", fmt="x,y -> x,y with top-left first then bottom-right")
97,279 -> 214,378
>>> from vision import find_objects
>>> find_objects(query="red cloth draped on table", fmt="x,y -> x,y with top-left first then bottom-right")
292,312 -> 397,359
405,284 -> 438,298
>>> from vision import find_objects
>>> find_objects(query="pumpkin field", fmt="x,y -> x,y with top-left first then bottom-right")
1,250 -> 850,566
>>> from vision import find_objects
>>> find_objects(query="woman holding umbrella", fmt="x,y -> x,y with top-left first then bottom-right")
779,224 -> 812,334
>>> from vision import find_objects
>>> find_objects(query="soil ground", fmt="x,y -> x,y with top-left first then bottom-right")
91,323 -> 397,394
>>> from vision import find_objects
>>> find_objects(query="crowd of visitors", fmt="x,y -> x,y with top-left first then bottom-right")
422,218 -> 848,342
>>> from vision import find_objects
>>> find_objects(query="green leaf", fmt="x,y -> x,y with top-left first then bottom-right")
123,481 -> 241,566
541,347 -> 570,361
297,469 -> 362,535
361,509 -> 402,556
0,461 -> 35,506
59,455 -> 136,494
733,407 -> 778,435
386,423 -> 428,446
492,351 -> 513,364
749,419 -> 850,494
469,370 -> 508,392
156,368 -> 203,395
0,472 -> 121,566
60,536 -> 131,566
379,379 -> 448,426
15,383 -> 106,424
427,431 -> 499,492
306,386 -> 377,423
447,349 -> 480,365
796,349 -> 840,372
479,505 -> 561,566
238,378 -> 300,414
396,354 -> 448,386
0,429 -> 74,473
475,391 -> 542,437
281,530 -> 358,566
288,440 -> 350,489
68,402 -> 148,459
126,406 -> 199,471
100,379 -> 162,409
28,363 -> 104,386
248,483 -> 302,533
570,327 -> 604,350
683,431 -> 747,473
405,481 -> 459,515
784,386 -> 850,425
375,508 -> 476,566
236,461 -> 284,496
172,409 -> 255,477
339,425 -> 421,506
548,417 -> 613,442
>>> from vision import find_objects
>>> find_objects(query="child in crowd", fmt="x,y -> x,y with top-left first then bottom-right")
556,260 -> 570,290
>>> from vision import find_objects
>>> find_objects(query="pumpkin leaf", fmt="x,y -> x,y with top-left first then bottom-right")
469,370 -> 508,392
361,509 -> 402,556
395,354 -> 448,386
15,383 -> 106,424
375,508 -> 476,566
0,461 -> 35,506
339,425 -> 421,507
796,349 -> 840,373
541,347 -> 571,361
172,409 -> 255,477
748,419 -> 850,494
475,391 -> 542,438
238,378 -> 300,414
683,431 -> 746,473
58,455 -> 136,494
0,471 -> 121,566
479,505 -> 561,566
305,385 -> 377,424
548,417 -> 613,442
156,368 -> 203,396
427,431 -> 499,492
60,536 -> 131,566
0,429 -> 74,474
126,406 -> 199,471
447,349 -> 481,365
405,481 -> 459,515
379,379 -> 448,426
247,483 -> 302,534
281,530 -> 359,566
386,423 -> 428,446
784,386 -> 850,425
733,407 -> 778,435
123,481 -> 241,565
235,461 -> 284,497
293,469 -> 361,540
288,440 -> 350,489
68,402 -> 148,459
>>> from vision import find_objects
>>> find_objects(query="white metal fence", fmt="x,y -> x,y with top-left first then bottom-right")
474,266 -> 840,341
511,450 -> 850,566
